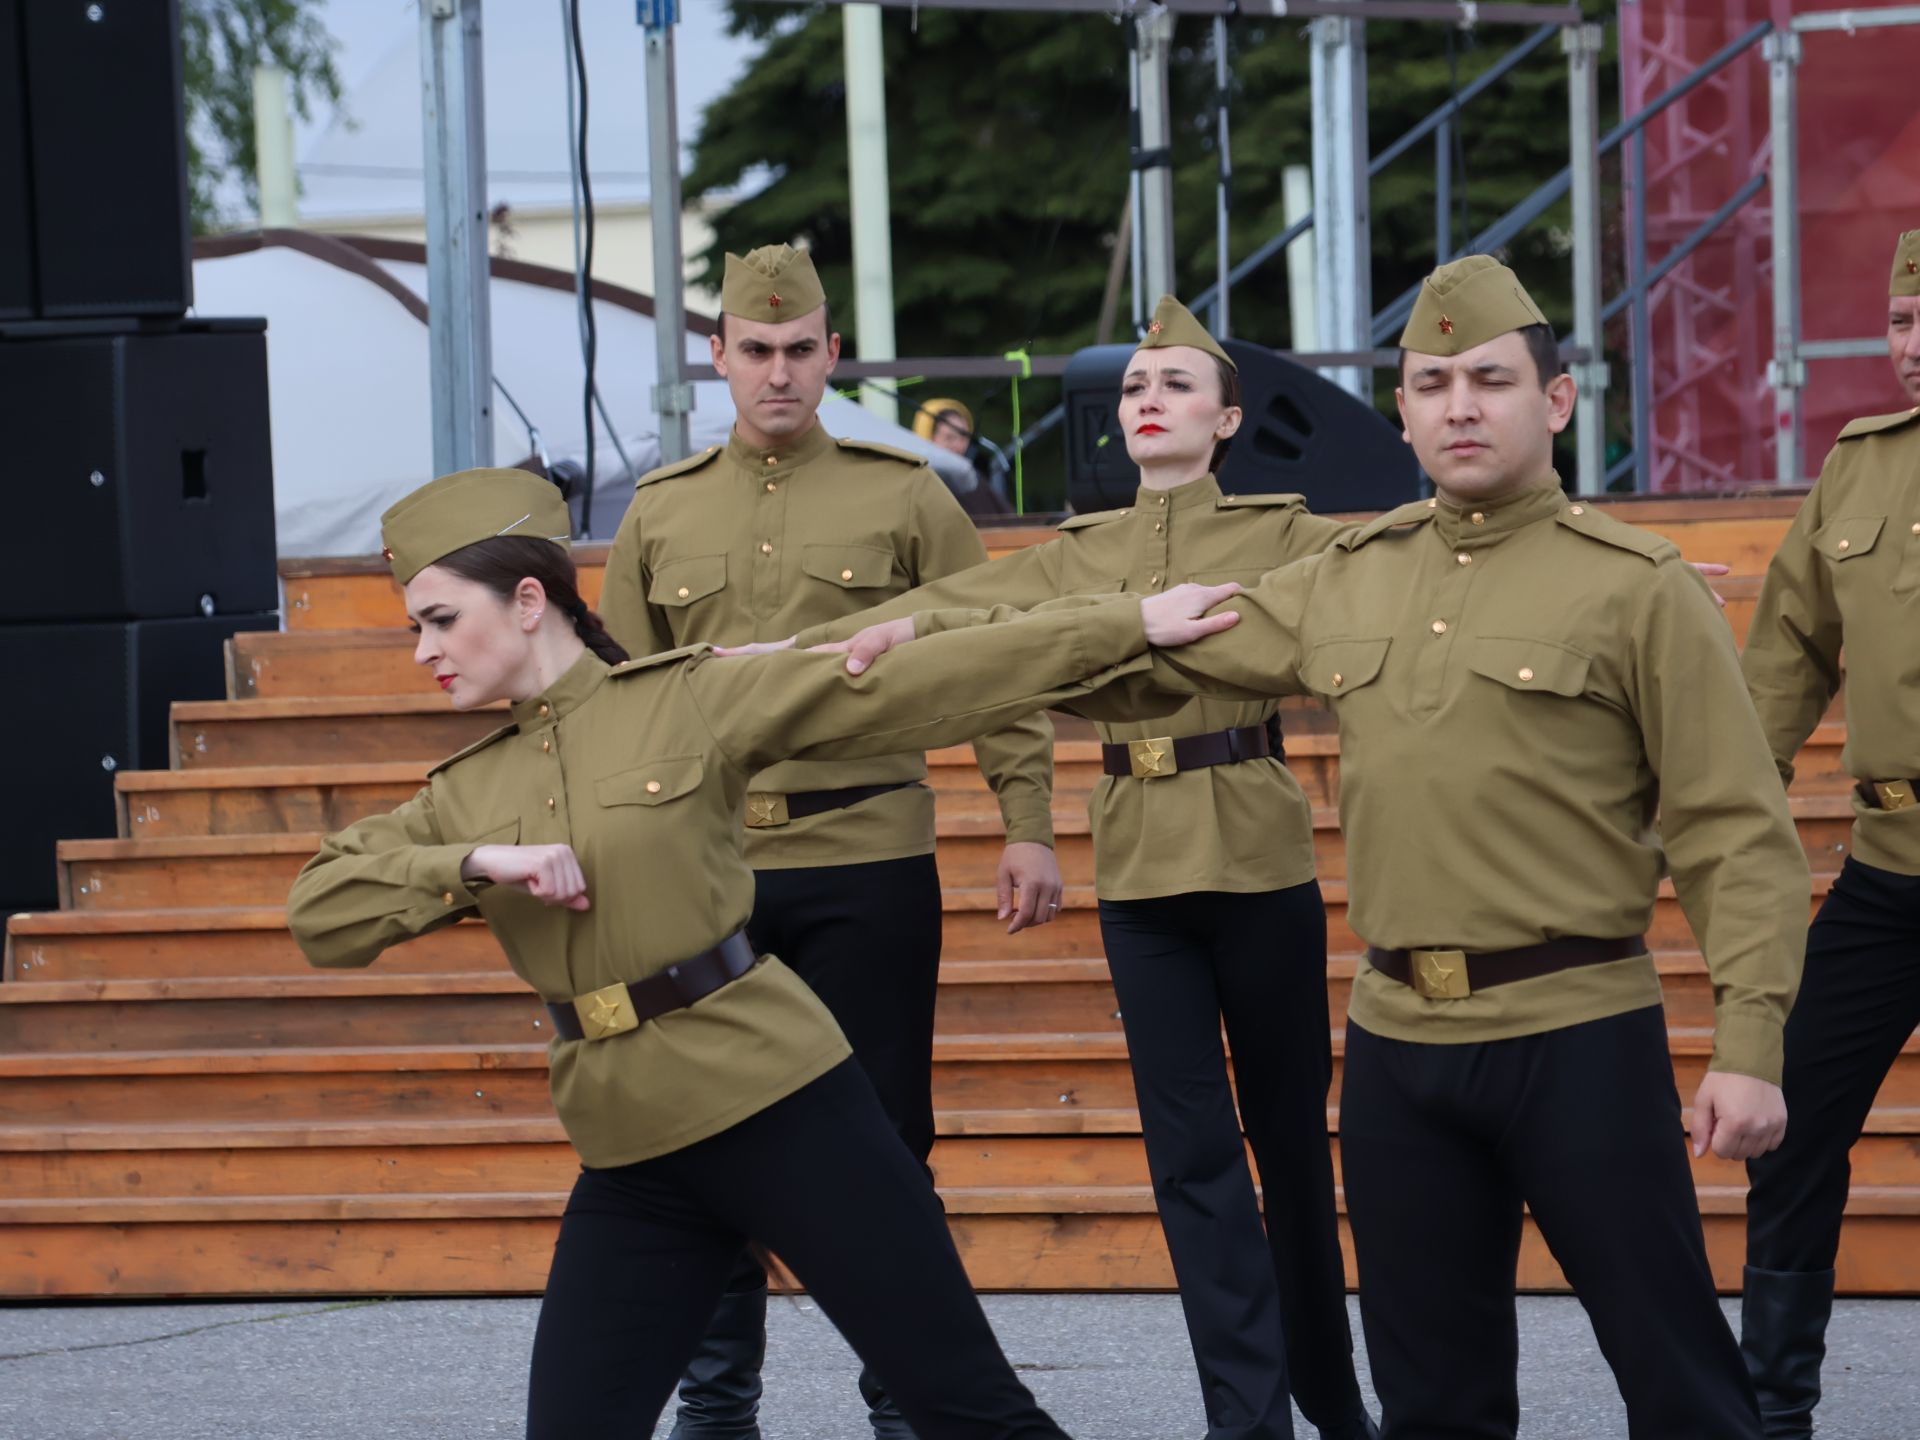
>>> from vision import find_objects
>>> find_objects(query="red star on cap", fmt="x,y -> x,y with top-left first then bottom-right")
768,292 -> 783,308
1438,315 -> 1455,335
1147,320 -> 1163,334
381,546 -> 394,562
1908,258 -> 1918,275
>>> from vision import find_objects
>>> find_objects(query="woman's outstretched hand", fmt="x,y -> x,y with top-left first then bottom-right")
1141,582 -> 1243,646
462,844 -> 591,911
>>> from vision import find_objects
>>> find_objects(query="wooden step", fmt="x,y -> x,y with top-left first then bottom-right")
7,1027 -> 1912,1131
0,949 -> 1807,1054
2,1186 -> 1911,1297
276,504 -> 1799,633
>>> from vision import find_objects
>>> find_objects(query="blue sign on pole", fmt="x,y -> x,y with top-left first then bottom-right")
638,0 -> 678,28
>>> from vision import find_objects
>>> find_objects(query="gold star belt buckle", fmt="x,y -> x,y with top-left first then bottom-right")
572,981 -> 640,1041
1873,780 -> 1916,811
1410,948 -> 1472,1001
744,792 -> 790,827
1128,737 -> 1178,779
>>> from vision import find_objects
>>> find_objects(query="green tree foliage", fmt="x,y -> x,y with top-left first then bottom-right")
180,0 -> 343,232
689,3 -> 1617,505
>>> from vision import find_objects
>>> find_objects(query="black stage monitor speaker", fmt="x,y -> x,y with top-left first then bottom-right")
1064,338 -> 1423,515
0,613 -> 275,914
0,321 -> 277,621
22,0 -> 190,318
0,0 -> 34,320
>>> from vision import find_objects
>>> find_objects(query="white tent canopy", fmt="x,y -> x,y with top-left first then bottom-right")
190,234 -> 975,557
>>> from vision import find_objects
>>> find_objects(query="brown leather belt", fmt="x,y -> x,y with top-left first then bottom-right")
1857,778 -> 1918,812
744,780 -> 921,828
1101,719 -> 1282,779
1367,935 -> 1647,1002
547,931 -> 758,1041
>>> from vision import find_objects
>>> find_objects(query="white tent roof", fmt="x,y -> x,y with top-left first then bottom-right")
190,235 -> 974,557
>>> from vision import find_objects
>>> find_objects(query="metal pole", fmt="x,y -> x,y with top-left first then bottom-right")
1126,25 -> 1145,330
1434,120 -> 1451,263
252,67 -> 297,227
641,2 -> 693,463
419,0 -> 493,474
1284,164 -> 1318,350
1563,23 -> 1606,495
844,3 -> 900,422
1764,30 -> 1803,486
1629,129 -> 1653,493
1134,7 -> 1178,311
1310,14 -> 1370,400
1213,14 -> 1231,339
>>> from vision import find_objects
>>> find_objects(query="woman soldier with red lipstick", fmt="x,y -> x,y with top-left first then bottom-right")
764,297 -> 1381,1440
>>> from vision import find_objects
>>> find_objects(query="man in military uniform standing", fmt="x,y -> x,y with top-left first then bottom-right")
600,244 -> 1061,1440
1738,228 -> 1920,1437
837,257 -> 1810,1438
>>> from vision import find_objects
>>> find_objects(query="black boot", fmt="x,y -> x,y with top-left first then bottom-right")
669,1281 -> 768,1440
858,1362 -> 919,1440
1740,1265 -> 1835,1439
1318,1409 -> 1381,1440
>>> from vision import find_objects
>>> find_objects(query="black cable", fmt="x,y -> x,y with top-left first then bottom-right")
570,0 -> 598,535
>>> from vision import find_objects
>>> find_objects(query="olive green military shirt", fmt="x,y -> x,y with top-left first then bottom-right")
797,473 -> 1352,900
921,480 -> 1808,1084
287,599 -> 1154,1168
600,422 -> 1056,869
1742,406 -> 1920,876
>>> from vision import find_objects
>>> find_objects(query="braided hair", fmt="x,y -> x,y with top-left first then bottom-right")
432,535 -> 630,666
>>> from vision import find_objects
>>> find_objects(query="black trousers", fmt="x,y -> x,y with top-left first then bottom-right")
1099,883 -> 1361,1439
1340,1008 -> 1760,1440
1748,856 -> 1920,1272
527,1060 -> 1069,1439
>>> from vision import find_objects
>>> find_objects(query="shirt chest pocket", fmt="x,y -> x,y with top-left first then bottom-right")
1813,514 -> 1912,595
595,755 -> 706,809
1301,638 -> 1391,699
1465,637 -> 1592,699
801,543 -> 895,592
650,554 -> 728,608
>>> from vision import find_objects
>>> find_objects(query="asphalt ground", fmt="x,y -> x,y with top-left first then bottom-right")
1,1292 -> 1914,1439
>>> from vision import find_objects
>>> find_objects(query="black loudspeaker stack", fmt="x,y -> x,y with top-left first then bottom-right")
1062,339 -> 1425,515
0,0 -> 278,914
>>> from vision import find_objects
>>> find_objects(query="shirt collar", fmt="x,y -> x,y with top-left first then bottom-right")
726,419 -> 835,477
511,650 -> 610,730
1431,474 -> 1567,548
1133,471 -> 1222,513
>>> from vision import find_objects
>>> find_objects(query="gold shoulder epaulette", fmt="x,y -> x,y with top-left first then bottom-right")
608,643 -> 711,678
427,722 -> 519,778
635,446 -> 723,489
1836,407 -> 1920,442
835,437 -> 928,466
1338,498 -> 1437,550
1554,502 -> 1676,563
1216,491 -> 1307,511
1058,506 -> 1132,531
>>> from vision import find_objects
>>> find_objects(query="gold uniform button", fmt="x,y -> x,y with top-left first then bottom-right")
1158,495 -> 1168,506
1837,539 -> 1850,552
1912,522 -> 1920,535
537,703 -> 550,717
677,586 -> 691,599
541,739 -> 551,753
441,891 -> 455,905
764,456 -> 777,466
766,481 -> 777,492
1456,552 -> 1472,566
841,568 -> 854,582
546,797 -> 556,811
1431,619 -> 1448,635
1150,574 -> 1161,586
1427,498 -> 1438,509
1154,522 -> 1164,533
1331,672 -> 1345,687
1518,666 -> 1535,682
645,780 -> 662,795
760,542 -> 774,555
1569,504 -> 1586,516
1470,512 -> 1485,525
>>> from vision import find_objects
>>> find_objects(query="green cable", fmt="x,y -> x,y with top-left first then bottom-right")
1003,349 -> 1032,513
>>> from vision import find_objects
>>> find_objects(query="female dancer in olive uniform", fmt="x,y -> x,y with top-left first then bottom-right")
286,465 -> 1236,1438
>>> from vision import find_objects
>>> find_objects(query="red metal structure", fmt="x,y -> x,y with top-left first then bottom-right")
1619,0 -> 1920,490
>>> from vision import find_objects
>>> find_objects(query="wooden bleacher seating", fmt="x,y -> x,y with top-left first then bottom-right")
6,498 -> 1913,1302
